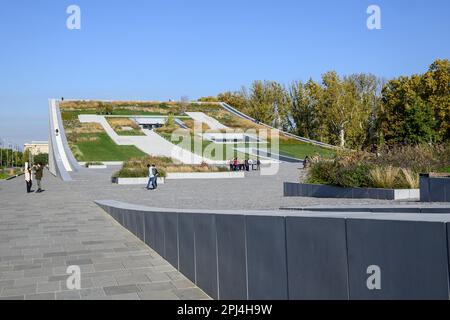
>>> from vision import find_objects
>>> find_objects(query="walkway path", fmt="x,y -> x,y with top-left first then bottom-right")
0,173 -> 209,300
185,112 -> 228,131
78,114 -> 220,165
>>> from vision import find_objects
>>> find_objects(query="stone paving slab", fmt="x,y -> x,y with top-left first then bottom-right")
0,173 -> 210,300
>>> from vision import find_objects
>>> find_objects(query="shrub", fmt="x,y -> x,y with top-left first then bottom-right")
369,166 -> 400,189
399,168 -> 420,189
306,143 -> 450,189
112,155 -> 229,179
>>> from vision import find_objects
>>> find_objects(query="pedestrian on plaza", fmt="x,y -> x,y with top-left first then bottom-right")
234,158 -> 240,171
24,162 -> 33,193
256,159 -> 261,171
229,159 -> 234,171
304,156 -> 310,169
248,159 -> 254,170
153,165 -> 159,189
146,164 -> 154,190
33,163 -> 44,193
146,164 -> 159,190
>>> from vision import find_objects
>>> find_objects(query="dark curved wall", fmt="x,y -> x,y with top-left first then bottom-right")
96,200 -> 450,300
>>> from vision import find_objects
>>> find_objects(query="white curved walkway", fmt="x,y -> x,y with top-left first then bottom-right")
50,99 -> 72,172
185,112 -> 229,131
78,115 -> 223,165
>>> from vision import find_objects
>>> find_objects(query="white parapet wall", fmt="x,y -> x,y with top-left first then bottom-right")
114,177 -> 166,185
113,171 -> 244,185
166,171 -> 245,180
394,189 -> 420,200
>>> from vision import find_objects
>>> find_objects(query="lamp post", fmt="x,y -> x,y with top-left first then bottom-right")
6,142 -> 9,168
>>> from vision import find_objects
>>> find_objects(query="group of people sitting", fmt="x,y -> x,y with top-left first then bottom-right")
229,158 -> 261,172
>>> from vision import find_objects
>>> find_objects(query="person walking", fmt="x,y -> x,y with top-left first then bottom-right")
146,164 -> 159,190
146,164 -> 155,190
153,165 -> 159,189
25,162 -> 33,193
34,163 -> 44,193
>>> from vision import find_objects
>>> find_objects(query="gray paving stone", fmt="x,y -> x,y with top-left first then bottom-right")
25,293 -> 56,300
37,281 -> 61,293
103,284 -> 140,296
79,288 -> 106,299
138,282 -> 176,293
110,293 -> 140,300
56,291 -> 82,300
174,288 -> 211,300
115,274 -> 151,286
1,284 -> 37,297
138,290 -> 180,300
91,276 -> 117,288
0,295 -> 25,300
94,262 -> 124,272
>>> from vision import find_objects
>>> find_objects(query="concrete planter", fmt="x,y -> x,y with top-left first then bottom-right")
166,171 -> 244,180
112,177 -> 166,185
284,182 -> 420,200
87,165 -> 107,169
112,172 -> 243,185
420,173 -> 450,202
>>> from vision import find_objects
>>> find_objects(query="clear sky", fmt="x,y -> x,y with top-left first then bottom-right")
0,0 -> 449,146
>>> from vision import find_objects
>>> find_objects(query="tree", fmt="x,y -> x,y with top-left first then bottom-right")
420,59 -> 450,140
321,71 -> 360,148
379,75 -> 436,145
34,153 -> 49,165
247,80 -> 290,129
217,89 -> 249,112
288,79 -> 321,139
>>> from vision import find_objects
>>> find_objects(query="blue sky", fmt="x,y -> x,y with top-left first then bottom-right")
0,0 -> 449,146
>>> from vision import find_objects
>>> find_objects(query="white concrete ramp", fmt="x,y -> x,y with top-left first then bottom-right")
78,115 -> 222,164
185,112 -> 229,131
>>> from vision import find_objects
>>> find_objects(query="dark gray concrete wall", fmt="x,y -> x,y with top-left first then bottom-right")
347,219 -> 449,300
421,176 -> 450,202
284,182 -> 397,200
95,200 -> 450,300
246,215 -> 288,300
286,217 -> 348,300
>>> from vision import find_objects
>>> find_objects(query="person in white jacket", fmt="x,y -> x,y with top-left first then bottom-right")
24,162 -> 33,193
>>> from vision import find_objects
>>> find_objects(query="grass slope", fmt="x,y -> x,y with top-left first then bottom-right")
75,133 -> 145,161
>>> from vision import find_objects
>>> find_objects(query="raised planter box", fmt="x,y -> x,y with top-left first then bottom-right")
284,182 -> 420,200
166,171 -> 244,180
87,165 -> 107,169
420,173 -> 450,202
112,177 -> 166,185
112,171 -> 244,185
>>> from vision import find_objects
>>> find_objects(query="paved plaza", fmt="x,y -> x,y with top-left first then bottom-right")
0,163 -> 437,300
0,173 -> 210,300
67,163 -> 425,210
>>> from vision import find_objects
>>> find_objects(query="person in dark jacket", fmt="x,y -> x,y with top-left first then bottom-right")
33,163 -> 44,193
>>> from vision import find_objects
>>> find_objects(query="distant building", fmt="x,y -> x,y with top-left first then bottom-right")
24,141 -> 49,155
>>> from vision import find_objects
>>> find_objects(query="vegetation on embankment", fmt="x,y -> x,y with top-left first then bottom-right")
307,144 -> 450,189
113,156 -> 229,178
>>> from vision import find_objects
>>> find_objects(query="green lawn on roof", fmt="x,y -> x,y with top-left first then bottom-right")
271,139 -> 336,159
440,167 -> 450,173
0,172 -> 9,180
74,133 -> 145,162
